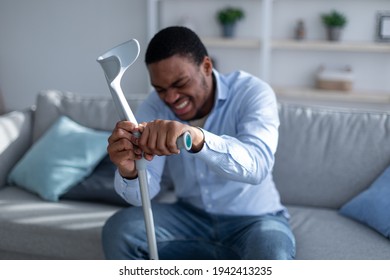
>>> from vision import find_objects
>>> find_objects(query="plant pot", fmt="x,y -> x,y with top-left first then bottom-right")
222,23 -> 236,38
326,27 -> 343,41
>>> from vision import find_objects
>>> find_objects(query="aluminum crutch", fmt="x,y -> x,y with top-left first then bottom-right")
97,39 -> 192,260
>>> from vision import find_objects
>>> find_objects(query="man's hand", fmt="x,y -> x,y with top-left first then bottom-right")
107,121 -> 142,179
131,120 -> 205,160
107,119 -> 205,178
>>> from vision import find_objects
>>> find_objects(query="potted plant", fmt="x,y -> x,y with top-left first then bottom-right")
216,7 -> 245,38
321,9 -> 348,41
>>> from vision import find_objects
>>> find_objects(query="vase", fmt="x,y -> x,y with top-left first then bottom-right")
327,27 -> 342,41
222,23 -> 236,38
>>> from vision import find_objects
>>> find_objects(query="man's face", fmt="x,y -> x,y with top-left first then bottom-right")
147,55 -> 214,121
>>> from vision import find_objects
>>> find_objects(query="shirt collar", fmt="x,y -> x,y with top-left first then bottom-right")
212,69 -> 228,106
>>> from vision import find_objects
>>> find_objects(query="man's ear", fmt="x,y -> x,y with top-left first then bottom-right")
202,56 -> 213,76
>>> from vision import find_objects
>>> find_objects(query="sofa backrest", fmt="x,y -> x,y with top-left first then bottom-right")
32,90 -> 390,210
33,90 -> 147,142
274,101 -> 390,209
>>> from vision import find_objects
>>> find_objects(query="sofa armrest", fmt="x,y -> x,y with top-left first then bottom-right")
0,109 -> 33,187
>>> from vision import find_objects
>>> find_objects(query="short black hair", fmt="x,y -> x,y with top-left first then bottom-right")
145,26 -> 208,66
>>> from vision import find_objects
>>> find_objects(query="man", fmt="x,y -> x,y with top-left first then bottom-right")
102,26 -> 295,260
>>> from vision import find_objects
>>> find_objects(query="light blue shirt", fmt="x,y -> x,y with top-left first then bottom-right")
114,70 -> 286,216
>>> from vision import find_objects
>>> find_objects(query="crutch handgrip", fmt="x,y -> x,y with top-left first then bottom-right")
177,131 -> 192,151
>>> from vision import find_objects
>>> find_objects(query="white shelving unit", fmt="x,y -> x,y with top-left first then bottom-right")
270,0 -> 390,103
271,39 -> 390,102
202,37 -> 261,49
147,0 -> 390,104
272,40 -> 390,53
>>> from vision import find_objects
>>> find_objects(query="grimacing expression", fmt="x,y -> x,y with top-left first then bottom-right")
147,55 -> 214,121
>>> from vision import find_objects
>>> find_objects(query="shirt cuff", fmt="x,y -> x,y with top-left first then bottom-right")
200,129 -> 228,153
114,169 -> 140,199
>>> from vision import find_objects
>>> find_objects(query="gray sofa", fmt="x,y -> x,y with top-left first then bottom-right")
0,90 -> 389,259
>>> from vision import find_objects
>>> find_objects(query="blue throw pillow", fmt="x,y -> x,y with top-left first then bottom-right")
339,166 -> 390,238
7,116 -> 110,201
61,155 -> 128,206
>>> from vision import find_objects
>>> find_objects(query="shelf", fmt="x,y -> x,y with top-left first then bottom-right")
272,40 -> 390,53
273,86 -> 390,104
202,37 -> 261,49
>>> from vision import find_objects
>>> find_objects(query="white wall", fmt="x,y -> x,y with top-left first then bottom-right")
0,0 -> 149,111
1,0 -> 389,112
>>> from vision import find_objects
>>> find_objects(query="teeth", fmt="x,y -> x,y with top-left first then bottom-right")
175,100 -> 188,109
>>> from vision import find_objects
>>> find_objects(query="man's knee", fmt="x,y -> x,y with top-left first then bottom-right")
243,232 -> 295,260
102,208 -> 148,259
240,216 -> 296,260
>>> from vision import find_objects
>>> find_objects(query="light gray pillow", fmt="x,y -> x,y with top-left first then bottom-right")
0,110 -> 33,188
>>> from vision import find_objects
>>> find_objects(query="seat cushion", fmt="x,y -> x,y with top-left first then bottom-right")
288,205 -> 390,260
0,186 -> 122,259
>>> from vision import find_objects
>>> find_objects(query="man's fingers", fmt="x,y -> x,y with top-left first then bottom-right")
108,139 -> 140,159
116,120 -> 138,131
128,120 -> 185,156
109,122 -> 135,144
143,153 -> 155,161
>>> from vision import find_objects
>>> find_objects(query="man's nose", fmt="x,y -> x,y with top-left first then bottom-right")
164,88 -> 179,104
